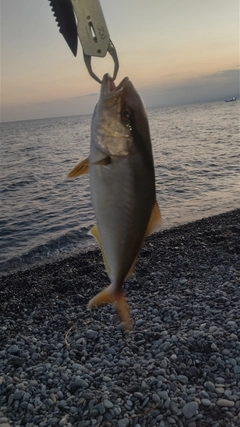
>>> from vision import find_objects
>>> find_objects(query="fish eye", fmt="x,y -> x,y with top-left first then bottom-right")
121,107 -> 132,123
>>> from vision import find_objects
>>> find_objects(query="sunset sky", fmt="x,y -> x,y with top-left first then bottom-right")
1,0 -> 239,122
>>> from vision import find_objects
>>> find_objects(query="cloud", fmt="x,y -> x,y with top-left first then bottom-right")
1,68 -> 239,122
79,92 -> 99,98
139,68 -> 240,107
204,69 -> 240,80
34,92 -> 99,105
1,94 -> 98,122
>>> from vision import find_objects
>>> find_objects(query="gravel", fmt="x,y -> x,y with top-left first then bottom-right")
0,209 -> 240,427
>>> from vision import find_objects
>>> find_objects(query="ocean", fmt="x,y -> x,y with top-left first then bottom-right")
0,101 -> 239,276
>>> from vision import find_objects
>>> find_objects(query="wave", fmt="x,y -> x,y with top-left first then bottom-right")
0,228 -> 96,277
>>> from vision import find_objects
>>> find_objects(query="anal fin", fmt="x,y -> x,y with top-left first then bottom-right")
90,224 -> 136,280
145,201 -> 162,236
90,224 -> 111,275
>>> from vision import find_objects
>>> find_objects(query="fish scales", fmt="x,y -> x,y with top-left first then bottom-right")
68,73 -> 161,329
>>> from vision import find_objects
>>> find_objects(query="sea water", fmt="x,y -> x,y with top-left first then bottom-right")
0,101 -> 239,275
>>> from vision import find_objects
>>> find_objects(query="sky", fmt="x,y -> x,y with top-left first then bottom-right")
1,0 -> 239,122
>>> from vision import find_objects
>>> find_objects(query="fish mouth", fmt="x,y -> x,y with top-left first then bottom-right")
101,73 -> 130,98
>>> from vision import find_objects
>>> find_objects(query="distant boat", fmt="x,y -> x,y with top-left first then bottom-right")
225,96 -> 237,102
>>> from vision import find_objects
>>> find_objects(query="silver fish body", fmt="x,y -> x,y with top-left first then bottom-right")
68,74 -> 161,328
90,75 -> 156,290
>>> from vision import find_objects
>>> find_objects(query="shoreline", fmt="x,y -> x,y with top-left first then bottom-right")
1,203 -> 239,279
0,207 -> 239,281
0,208 -> 239,426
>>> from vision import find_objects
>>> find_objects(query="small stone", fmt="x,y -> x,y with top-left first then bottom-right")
136,319 -> 144,327
96,402 -> 105,415
141,380 -> 148,390
201,398 -> 211,406
134,392 -> 143,400
113,407 -> 121,416
205,381 -> 215,392
188,367 -> 199,377
76,337 -> 86,345
209,326 -> 218,333
216,387 -> 224,395
215,377 -> 225,384
222,349 -> 230,356
142,396 -> 149,407
228,358 -> 237,366
75,376 -> 88,388
57,390 -> 64,400
118,418 -> 129,427
8,345 -> 19,354
224,390 -> 232,398
72,363 -> 85,371
211,343 -> 218,351
23,392 -> 31,402
169,400 -> 178,414
158,391 -> 168,400
48,417 -> 59,426
160,359 -> 168,369
58,399 -> 67,408
86,329 -> 98,340
163,342 -> 171,351
167,417 -> 176,424
177,375 -> 188,384
103,400 -> 114,409
227,321 -> 237,328
152,393 -> 160,404
182,402 -> 198,419
170,382 -> 177,392
14,390 -> 24,400
59,414 -> 69,426
89,409 -> 98,417
217,399 -> 234,407
27,403 -> 34,412
32,352 -> 39,360
102,376 -> 111,382
233,366 -> 240,374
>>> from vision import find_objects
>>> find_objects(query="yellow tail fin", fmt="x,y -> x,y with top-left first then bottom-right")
87,286 -> 133,331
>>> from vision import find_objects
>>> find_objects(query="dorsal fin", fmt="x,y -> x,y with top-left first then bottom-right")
68,158 -> 89,178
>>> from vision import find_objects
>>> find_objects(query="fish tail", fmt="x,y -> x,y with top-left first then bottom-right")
115,291 -> 133,331
87,285 -> 133,331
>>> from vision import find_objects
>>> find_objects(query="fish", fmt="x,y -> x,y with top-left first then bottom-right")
68,73 -> 161,329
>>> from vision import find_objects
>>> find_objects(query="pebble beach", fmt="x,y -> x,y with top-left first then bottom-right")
0,209 -> 239,427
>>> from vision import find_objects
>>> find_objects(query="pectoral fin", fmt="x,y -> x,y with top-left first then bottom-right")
87,286 -> 133,331
145,201 -> 162,236
67,156 -> 111,178
93,156 -> 112,166
68,158 -> 89,178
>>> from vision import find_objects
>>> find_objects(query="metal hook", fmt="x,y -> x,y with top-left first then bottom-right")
83,40 -> 119,84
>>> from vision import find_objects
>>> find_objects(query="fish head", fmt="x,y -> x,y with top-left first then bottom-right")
91,73 -> 151,157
